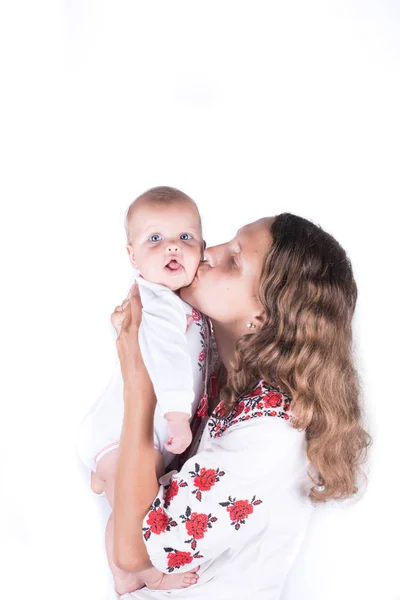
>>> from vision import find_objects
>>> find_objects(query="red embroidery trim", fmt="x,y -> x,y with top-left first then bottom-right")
208,380 -> 293,438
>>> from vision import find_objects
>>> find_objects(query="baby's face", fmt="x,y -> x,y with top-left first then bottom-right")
127,202 -> 204,291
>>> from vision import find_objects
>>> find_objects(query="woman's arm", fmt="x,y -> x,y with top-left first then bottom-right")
111,285 -> 160,571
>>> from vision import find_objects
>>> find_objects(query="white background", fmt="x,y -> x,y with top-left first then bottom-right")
1,1 -> 399,599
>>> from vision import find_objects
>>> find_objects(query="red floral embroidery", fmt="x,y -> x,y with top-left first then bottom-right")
263,391 -> 283,408
186,513 -> 209,538
179,506 -> 218,550
142,498 -> 178,540
219,495 -> 262,530
213,402 -> 229,418
164,481 -> 179,508
208,380 -> 292,438
231,401 -> 245,419
163,548 -> 203,572
192,309 -> 207,379
247,383 -> 264,398
194,468 -> 216,491
147,508 -> 169,534
192,308 -> 201,322
189,463 -> 225,501
164,479 -> 188,508
228,500 -> 253,521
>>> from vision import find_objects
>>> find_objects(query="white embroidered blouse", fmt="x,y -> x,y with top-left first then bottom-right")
128,380 -> 314,600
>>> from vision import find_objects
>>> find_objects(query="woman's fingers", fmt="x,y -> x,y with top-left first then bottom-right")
111,299 -> 130,335
126,282 -> 143,328
110,311 -> 125,335
110,282 -> 142,336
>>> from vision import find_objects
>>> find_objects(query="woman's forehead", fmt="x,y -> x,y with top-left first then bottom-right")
236,218 -> 273,252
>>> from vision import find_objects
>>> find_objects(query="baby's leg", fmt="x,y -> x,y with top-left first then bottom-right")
90,470 -> 105,495
98,448 -> 199,594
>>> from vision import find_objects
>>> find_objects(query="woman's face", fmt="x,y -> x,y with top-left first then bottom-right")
180,218 -> 274,325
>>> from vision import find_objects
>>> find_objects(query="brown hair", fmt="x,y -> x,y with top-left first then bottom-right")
220,213 -> 371,503
125,186 -> 202,243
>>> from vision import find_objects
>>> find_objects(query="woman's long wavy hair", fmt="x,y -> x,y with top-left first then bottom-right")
219,213 -> 371,503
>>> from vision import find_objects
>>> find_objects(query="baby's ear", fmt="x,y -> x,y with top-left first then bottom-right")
201,240 -> 207,261
126,244 -> 137,267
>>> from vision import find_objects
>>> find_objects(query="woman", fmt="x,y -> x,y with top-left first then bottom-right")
110,213 -> 371,599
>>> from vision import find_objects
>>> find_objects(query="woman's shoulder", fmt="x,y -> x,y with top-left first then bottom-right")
208,380 -> 296,439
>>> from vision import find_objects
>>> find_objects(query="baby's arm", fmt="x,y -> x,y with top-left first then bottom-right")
164,411 -> 192,454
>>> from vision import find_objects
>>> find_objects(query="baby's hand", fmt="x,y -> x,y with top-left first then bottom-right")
164,412 -> 192,454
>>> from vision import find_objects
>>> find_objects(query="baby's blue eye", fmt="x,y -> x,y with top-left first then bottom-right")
149,234 -> 162,242
180,233 -> 192,241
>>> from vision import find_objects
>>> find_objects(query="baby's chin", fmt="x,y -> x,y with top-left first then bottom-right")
158,271 -> 197,293
170,274 -> 196,293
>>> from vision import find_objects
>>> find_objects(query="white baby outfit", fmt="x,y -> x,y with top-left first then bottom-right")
77,270 -> 210,472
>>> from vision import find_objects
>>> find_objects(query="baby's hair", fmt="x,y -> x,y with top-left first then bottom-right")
125,186 -> 202,243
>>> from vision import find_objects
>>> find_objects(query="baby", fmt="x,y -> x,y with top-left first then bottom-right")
77,186 -> 209,594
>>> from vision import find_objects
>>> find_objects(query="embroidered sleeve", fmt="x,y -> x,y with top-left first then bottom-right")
142,444 -> 267,573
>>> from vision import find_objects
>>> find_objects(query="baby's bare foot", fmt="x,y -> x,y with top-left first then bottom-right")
145,566 -> 200,590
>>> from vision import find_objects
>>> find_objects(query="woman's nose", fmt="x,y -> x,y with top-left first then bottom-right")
203,246 -> 220,267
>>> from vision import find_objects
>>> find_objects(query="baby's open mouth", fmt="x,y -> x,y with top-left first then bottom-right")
165,259 -> 184,272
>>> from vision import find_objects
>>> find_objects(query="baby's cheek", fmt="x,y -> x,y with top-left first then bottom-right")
186,256 -> 201,280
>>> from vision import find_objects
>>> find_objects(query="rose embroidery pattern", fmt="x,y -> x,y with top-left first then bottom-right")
142,498 -> 178,541
178,505 -> 218,551
163,548 -> 204,573
192,308 -> 208,380
163,478 -> 188,508
208,379 -> 293,438
188,463 -> 226,502
219,495 -> 262,531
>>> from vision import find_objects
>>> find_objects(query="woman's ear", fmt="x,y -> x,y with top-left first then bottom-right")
254,312 -> 266,328
252,303 -> 266,329
126,244 -> 137,267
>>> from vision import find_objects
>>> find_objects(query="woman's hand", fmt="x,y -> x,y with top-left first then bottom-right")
111,282 -> 148,391
111,282 -> 142,336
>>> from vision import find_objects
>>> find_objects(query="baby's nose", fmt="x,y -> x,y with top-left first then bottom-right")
166,241 -> 180,253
